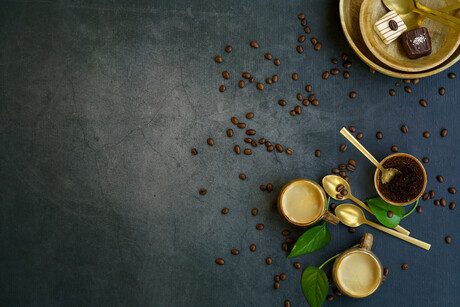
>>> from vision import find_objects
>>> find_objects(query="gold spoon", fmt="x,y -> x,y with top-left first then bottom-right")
340,128 -> 401,184
322,175 -> 410,236
414,0 -> 460,26
335,204 -> 431,250
382,0 -> 460,30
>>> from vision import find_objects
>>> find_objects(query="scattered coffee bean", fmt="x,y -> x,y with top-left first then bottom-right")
244,148 -> 252,155
349,159 -> 357,167
265,78 -> 272,84
292,73 -> 299,80
225,45 -> 232,53
278,99 -> 287,106
441,129 -> 448,137
249,77 -> 255,83
298,13 -> 306,19
256,224 -> 264,230
429,190 -> 435,198
347,164 -> 355,172
314,42 -> 322,51
266,257 -> 273,265
423,131 -> 430,138
383,267 -> 390,276
238,174 -> 246,181
222,71 -> 230,79
441,198 -> 447,207
404,86 -> 412,94
301,19 -> 307,26
419,99 -> 428,107
402,263 -> 409,270
343,71 -> 350,79
348,126 -> 356,132
250,41 -> 259,48
199,188 -> 207,195
250,244 -> 256,252
315,150 -> 321,157
296,45 -> 304,54
445,236 -> 452,244
403,79 -> 411,84
339,171 -> 346,178
449,202 -> 456,210
267,145 -> 274,152
274,282 -> 280,289
348,227 -> 356,233
412,78 -> 420,84
246,129 -> 256,136
242,72 -> 251,79
298,35 -> 306,43
439,87 -> 446,95
434,200 -> 440,206
322,71 -> 330,79
274,59 -> 281,66
342,53 -> 349,61
448,187 -> 457,194
422,157 -> 429,163
387,211 -> 393,218
295,105 -> 302,114
260,185 -> 266,192
207,138 -> 214,146
401,125 -> 408,133
331,68 -> 340,75
238,80 -> 245,88
343,60 -> 352,68
294,262 -> 301,269
221,208 -> 229,214
286,148 -> 294,155
356,132 -> 363,139
219,85 -> 226,92
448,72 -> 456,79
231,249 -> 239,255
302,99 -> 309,106
264,53 -> 273,60
267,183 -> 273,192
225,129 -> 233,137
191,148 -> 198,155
286,238 -> 294,244
276,144 -> 284,152
280,273 -> 287,280
305,84 -> 313,92
349,91 -> 357,99
416,206 -> 423,213
251,208 -> 259,216
437,175 -> 444,183
231,117 -> 239,125
244,138 -> 252,144
272,75 -> 278,83
333,289 -> 342,296
234,145 -> 241,155
340,144 -> 347,152
237,123 -> 246,129
329,203 -> 337,211
256,83 -> 265,90
304,26 -> 311,33
422,193 -> 429,201
376,131 -> 383,139
216,258 -> 225,265
391,145 -> 399,152
327,295 -> 334,302
215,56 -> 223,63
389,89 -> 396,96
369,67 -> 376,74
332,168 -> 340,174
274,275 -> 280,282
395,82 -> 401,87
284,300 -> 291,307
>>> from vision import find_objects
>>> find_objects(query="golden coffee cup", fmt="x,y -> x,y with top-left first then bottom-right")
278,179 -> 339,227
332,233 -> 382,298
374,153 -> 427,206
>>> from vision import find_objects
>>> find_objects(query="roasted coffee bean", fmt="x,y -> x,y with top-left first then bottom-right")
349,91 -> 357,99
280,273 -> 287,280
441,129 -> 448,137
344,176 -> 350,182
419,99 -> 428,107
343,60 -> 352,68
222,71 -> 230,79
231,249 -> 239,255
249,244 -> 256,252
311,38 -> 317,45
422,157 -> 429,163
315,150 -> 321,157
234,145 -> 241,154
347,164 -> 355,172
448,187 -> 457,194
267,145 -> 274,152
342,53 -> 349,61
448,72 -> 456,79
304,26 -> 311,33
256,83 -> 264,90
275,144 -> 284,152
434,200 -> 440,206
403,79 -> 411,84
412,78 -> 420,84
294,262 -> 301,269
264,53 -> 273,60
244,148 -> 252,155
356,132 -> 363,139
296,45 -> 304,54
219,85 -> 226,92
404,86 -> 412,93
339,164 -> 346,170
333,289 -> 342,296
336,194 -> 343,199
332,168 -> 340,174
285,237 -> 294,244
274,282 -> 280,289
336,184 -> 345,192
401,125 -> 408,133
422,193 -> 429,201
215,56 -> 223,63
369,67 -> 376,74
226,129 -> 234,137
437,175 -> 444,183
265,78 -> 272,84
239,174 -> 246,180
298,13 -> 306,19
238,80 -> 245,88
191,148 -> 198,155
348,159 -> 357,167
305,84 -> 313,92
250,41 -> 259,48
225,45 -> 232,53
296,93 -> 303,101
391,145 -> 399,152
249,77 -> 255,83
343,71 -> 350,79
250,141 -> 258,148
322,71 -> 330,79
242,72 -> 251,79
340,144 -> 347,152
216,258 -> 225,265
267,183 -> 273,192
423,131 -> 430,138
327,295 -> 334,302
251,208 -> 259,216
199,188 -> 207,195
341,189 -> 348,196
416,206 -> 423,213
349,126 -> 357,132
389,89 -> 396,96
256,224 -> 264,230
231,117 -> 239,124
274,275 -> 280,282
395,82 -> 401,87
329,203 -> 337,211
348,227 -> 356,233
207,138 -> 214,146
286,148 -> 294,155
274,59 -> 281,66
445,236 -> 452,244
439,87 -> 446,95
376,131 -> 383,139
301,19 -> 307,26
383,267 -> 390,276
278,99 -> 287,106
266,257 -> 273,265
441,198 -> 447,207
449,202 -> 456,210
272,75 -> 278,83
284,300 -> 291,307
246,129 -> 256,136
237,123 -> 246,129
245,112 -> 254,119
308,94 -> 315,101
402,264 -> 409,270
292,73 -> 299,80
295,105 -> 302,114
331,68 -> 339,75
298,35 -> 306,43
302,99 -> 309,106
222,208 -> 229,214
429,190 -> 435,198
387,211 -> 393,218
244,138 -> 252,143
282,243 -> 288,251
314,42 -> 322,51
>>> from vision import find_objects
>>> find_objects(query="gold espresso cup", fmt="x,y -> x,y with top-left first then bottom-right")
332,233 -> 383,298
278,179 -> 339,227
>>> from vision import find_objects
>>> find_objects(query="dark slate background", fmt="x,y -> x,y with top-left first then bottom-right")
0,0 -> 458,306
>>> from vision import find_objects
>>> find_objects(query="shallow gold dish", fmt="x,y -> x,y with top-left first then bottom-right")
360,0 -> 460,72
339,0 -> 460,78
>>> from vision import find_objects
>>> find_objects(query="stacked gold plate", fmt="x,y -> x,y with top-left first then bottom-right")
340,0 -> 460,78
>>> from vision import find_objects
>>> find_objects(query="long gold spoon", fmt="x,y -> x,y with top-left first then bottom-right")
322,175 -> 410,236
335,204 -> 431,250
340,128 -> 400,184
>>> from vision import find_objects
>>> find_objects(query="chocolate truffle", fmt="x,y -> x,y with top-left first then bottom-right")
401,27 -> 432,59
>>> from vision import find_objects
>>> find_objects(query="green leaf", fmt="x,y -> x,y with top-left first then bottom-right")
366,197 -> 405,228
301,266 -> 328,307
287,223 -> 331,258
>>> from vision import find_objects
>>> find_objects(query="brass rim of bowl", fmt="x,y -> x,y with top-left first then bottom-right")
278,179 -> 327,227
374,153 -> 427,206
339,0 -> 460,78
333,249 -> 383,298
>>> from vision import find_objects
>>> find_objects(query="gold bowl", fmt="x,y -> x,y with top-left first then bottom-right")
360,0 -> 460,72
340,0 -> 460,78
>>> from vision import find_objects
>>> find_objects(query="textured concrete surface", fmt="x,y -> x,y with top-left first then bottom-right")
0,0 -> 459,306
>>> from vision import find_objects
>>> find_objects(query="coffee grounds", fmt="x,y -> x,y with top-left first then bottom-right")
378,156 -> 424,203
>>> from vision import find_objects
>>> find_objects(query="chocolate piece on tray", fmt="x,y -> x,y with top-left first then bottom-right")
401,27 -> 432,59
374,10 -> 407,44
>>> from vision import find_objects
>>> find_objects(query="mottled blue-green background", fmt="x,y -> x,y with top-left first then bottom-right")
1,0 -> 458,306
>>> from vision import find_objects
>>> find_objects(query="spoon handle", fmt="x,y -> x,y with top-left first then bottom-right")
414,0 -> 460,26
365,220 -> 431,250
340,128 -> 385,172
349,195 -> 411,236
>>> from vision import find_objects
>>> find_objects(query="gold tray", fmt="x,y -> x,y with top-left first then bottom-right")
340,0 -> 460,78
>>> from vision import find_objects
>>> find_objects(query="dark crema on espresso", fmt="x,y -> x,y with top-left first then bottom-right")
378,156 -> 424,203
